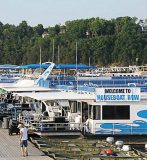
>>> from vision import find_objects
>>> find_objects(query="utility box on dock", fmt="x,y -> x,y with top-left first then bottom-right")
2,117 -> 10,129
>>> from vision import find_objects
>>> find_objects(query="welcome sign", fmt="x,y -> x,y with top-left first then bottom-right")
95,88 -> 140,101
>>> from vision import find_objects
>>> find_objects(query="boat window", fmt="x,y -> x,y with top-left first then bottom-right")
29,103 -> 35,111
82,102 -> 88,122
42,102 -> 46,112
89,105 -> 101,120
89,105 -> 92,119
77,102 -> 81,113
21,103 -> 29,108
57,100 -> 69,106
93,105 -> 101,120
45,100 -> 54,106
32,102 -> 41,112
102,105 -> 130,120
69,101 -> 77,113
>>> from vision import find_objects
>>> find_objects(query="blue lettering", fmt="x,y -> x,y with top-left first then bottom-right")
128,95 -> 139,101
96,95 -> 125,101
96,95 -> 101,100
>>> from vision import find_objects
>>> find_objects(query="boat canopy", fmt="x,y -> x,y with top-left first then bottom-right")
19,63 -> 96,70
19,64 -> 49,69
55,64 -> 96,69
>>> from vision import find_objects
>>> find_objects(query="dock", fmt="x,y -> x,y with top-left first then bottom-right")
0,128 -> 53,160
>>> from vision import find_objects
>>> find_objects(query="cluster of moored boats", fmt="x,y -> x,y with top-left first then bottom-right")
0,63 -> 147,156
1,64 -> 147,136
1,63 -> 147,158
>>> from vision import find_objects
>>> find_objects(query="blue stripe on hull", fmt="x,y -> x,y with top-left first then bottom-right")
95,121 -> 147,135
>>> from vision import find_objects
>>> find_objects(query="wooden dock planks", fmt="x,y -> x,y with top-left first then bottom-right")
0,129 -> 52,160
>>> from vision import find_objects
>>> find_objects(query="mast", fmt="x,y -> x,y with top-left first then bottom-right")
76,41 -> 78,92
39,46 -> 42,74
89,57 -> 90,67
52,39 -> 55,62
58,44 -> 60,64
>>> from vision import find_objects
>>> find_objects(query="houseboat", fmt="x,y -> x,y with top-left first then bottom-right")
2,85 -> 147,136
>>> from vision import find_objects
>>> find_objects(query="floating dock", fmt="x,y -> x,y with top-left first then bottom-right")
0,128 -> 52,160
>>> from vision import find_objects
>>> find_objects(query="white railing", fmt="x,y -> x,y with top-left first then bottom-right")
18,115 -> 83,132
30,122 -> 82,132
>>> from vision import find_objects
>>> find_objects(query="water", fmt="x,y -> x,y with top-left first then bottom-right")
30,135 -> 143,159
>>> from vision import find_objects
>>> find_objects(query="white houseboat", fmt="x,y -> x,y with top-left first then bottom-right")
4,85 -> 147,136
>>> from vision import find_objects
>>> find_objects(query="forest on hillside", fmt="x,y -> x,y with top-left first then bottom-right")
0,16 -> 147,66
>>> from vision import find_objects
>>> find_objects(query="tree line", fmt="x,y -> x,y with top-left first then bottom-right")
0,16 -> 147,66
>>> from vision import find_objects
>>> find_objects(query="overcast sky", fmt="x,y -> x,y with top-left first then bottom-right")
0,0 -> 147,27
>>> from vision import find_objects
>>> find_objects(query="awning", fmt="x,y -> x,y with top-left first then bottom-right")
14,91 -> 95,101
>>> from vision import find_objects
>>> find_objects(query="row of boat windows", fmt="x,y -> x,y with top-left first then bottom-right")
70,101 -> 130,120
88,105 -> 130,120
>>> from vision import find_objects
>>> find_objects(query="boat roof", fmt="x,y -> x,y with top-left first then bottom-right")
14,89 -> 147,101
0,64 -> 19,70
14,91 -> 95,101
0,86 -> 57,93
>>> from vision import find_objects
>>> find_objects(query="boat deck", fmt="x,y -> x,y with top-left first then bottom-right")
0,128 -> 52,160
34,131 -> 82,136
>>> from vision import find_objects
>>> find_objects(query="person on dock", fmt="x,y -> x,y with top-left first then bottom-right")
18,123 -> 28,157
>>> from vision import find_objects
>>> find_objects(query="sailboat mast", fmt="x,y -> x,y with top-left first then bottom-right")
76,41 -> 78,92
58,45 -> 60,64
39,46 -> 42,73
52,39 -> 55,62
76,41 -> 78,69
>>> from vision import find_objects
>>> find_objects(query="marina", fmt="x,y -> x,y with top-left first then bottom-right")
1,63 -> 147,159
1,1 -> 147,159
1,64 -> 147,137
1,1 -> 147,158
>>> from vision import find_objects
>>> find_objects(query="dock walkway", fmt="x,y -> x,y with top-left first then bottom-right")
0,128 -> 52,160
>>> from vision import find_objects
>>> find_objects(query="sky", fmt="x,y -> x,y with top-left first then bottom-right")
0,0 -> 147,28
